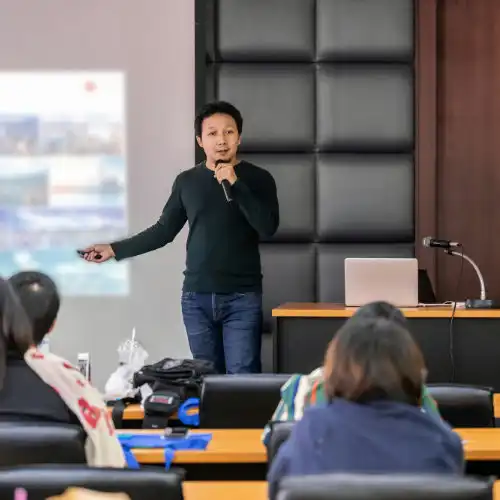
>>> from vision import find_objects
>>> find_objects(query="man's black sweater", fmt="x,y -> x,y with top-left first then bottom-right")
111,161 -> 279,293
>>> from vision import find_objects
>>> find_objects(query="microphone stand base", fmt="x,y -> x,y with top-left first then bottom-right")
465,299 -> 497,309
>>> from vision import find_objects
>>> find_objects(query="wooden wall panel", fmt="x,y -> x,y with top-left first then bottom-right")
436,0 -> 500,301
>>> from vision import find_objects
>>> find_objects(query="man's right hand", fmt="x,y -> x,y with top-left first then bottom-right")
80,244 -> 115,263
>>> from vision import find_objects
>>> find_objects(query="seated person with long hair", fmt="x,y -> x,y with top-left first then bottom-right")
0,271 -> 124,467
267,315 -> 463,498
263,302 -> 441,444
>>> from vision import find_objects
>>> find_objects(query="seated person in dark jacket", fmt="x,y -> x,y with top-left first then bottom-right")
0,272 -> 125,466
267,315 -> 464,499
0,271 -> 79,425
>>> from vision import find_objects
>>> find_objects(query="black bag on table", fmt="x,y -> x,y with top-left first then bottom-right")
110,358 -> 216,429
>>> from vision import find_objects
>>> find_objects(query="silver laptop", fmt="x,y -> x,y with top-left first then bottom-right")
344,258 -> 419,307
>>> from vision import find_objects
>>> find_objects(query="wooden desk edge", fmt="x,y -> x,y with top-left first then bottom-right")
272,303 -> 500,318
183,482 -> 496,500
112,395 -> 500,421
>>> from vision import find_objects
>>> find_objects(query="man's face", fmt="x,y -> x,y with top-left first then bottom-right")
196,113 -> 240,165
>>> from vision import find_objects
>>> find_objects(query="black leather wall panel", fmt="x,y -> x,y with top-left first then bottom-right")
316,0 -> 414,62
260,244 -> 316,331
215,64 -> 315,152
316,154 -> 414,242
316,64 -> 414,151
197,0 -> 416,371
240,154 -> 316,242
217,0 -> 315,61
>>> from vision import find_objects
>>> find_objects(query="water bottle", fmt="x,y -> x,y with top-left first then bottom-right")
117,327 -> 148,368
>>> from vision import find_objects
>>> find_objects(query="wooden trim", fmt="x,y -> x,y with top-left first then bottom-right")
272,303 -> 500,318
415,0 -> 439,290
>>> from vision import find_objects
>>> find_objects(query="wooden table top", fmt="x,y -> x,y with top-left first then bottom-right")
118,429 -> 266,464
272,303 -> 500,318
112,394 -> 500,421
107,404 -> 198,421
183,481 -> 267,500
117,428 -> 500,464
183,481 -> 499,500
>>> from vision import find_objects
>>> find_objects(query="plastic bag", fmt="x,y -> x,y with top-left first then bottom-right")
104,328 -> 149,401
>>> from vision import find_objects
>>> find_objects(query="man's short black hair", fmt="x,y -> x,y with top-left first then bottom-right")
194,100 -> 243,137
8,271 -> 60,345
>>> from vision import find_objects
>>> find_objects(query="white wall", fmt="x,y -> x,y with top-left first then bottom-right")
0,0 -> 195,387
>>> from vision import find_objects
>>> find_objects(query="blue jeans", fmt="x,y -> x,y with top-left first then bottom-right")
181,292 -> 262,374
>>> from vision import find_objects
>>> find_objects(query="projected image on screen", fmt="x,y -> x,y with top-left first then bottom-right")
0,72 -> 128,296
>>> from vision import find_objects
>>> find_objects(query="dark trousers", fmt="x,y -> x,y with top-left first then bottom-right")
181,292 -> 262,374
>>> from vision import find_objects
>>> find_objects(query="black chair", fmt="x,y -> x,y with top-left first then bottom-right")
0,466 -> 182,500
266,420 -> 294,465
0,423 -> 86,466
277,474 -> 494,500
199,374 -> 291,428
427,384 -> 495,428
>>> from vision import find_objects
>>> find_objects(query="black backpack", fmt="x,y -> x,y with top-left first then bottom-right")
110,358 -> 216,429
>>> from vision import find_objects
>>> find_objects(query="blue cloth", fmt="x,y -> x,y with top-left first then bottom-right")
181,292 -> 262,374
267,399 -> 464,500
118,432 -> 212,469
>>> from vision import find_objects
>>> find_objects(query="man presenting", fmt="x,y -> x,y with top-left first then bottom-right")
80,101 -> 279,374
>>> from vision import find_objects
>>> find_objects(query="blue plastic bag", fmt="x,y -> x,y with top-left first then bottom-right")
118,432 -> 212,469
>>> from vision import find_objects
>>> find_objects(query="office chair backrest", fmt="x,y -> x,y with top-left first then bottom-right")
277,473 -> 494,500
266,420 -> 295,465
0,423 -> 86,466
0,466 -> 182,500
427,384 -> 495,428
199,374 -> 291,428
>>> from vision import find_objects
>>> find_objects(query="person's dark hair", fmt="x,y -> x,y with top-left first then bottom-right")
8,271 -> 60,345
351,300 -> 406,327
324,317 -> 425,406
194,101 -> 243,137
0,278 -> 33,389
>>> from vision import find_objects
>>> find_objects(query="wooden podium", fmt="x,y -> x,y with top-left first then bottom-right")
272,303 -> 500,390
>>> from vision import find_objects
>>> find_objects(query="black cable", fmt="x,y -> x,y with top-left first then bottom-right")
449,244 -> 464,382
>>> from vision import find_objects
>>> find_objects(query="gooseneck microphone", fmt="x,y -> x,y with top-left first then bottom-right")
422,236 -> 495,309
422,237 -> 461,249
215,159 -> 233,202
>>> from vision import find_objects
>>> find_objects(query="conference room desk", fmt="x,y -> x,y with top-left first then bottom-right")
112,399 -> 500,424
117,428 -> 500,464
272,303 -> 500,389
183,481 -> 266,500
107,405 -> 198,424
118,429 -> 264,464
183,481 -> 500,500
111,395 -> 500,425
107,405 -> 144,420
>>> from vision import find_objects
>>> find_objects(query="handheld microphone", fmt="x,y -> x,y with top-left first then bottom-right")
215,159 -> 233,202
422,237 -> 461,250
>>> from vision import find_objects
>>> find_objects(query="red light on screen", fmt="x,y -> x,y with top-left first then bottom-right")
84,80 -> 97,93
